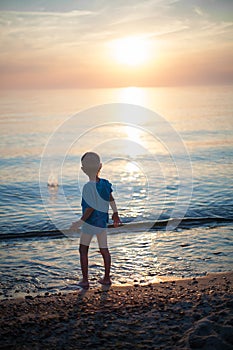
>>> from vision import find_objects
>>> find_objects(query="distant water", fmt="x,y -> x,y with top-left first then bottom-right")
0,86 -> 233,298
0,86 -> 232,234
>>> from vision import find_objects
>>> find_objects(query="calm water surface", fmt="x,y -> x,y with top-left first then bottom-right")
0,86 -> 232,298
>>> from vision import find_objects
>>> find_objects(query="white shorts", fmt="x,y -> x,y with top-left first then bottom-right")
80,230 -> 108,249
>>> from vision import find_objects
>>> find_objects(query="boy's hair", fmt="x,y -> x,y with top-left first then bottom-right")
81,152 -> 100,163
81,152 -> 101,176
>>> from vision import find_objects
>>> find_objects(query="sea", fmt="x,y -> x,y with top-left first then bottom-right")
0,86 -> 232,298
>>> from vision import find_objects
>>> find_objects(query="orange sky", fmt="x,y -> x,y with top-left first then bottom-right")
0,0 -> 233,88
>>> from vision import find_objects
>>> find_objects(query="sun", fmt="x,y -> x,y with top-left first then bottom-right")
111,36 -> 150,66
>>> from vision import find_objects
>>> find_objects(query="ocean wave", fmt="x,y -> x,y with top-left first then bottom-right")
1,217 -> 232,240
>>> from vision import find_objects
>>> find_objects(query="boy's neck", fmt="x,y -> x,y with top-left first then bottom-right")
88,175 -> 100,182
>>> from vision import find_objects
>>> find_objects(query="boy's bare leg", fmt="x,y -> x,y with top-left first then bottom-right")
78,244 -> 89,288
99,248 -> 112,285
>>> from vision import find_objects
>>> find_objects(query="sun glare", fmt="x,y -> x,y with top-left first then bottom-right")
118,87 -> 147,105
111,36 -> 150,66
125,161 -> 140,174
124,125 -> 143,143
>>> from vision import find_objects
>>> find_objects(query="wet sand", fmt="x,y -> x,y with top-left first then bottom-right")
0,272 -> 233,350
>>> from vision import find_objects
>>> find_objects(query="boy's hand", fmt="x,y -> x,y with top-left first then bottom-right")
69,220 -> 82,231
112,212 -> 122,228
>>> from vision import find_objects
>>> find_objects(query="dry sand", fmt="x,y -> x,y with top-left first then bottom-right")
0,272 -> 233,350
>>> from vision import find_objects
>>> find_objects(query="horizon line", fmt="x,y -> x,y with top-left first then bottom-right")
1,82 -> 233,91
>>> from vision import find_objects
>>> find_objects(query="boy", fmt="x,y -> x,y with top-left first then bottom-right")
70,152 -> 121,288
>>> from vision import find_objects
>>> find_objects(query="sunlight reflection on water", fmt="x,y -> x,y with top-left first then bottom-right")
0,86 -> 233,297
0,225 -> 232,299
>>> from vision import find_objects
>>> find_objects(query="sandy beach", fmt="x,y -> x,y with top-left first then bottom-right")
0,272 -> 232,350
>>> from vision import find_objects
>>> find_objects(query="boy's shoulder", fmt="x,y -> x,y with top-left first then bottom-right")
83,178 -> 111,188
83,178 -> 110,187
83,181 -> 95,190
99,178 -> 112,187
99,178 -> 110,183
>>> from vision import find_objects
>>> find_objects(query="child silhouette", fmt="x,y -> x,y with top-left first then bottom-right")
70,152 -> 121,288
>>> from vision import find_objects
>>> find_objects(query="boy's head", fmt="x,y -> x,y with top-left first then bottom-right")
81,152 -> 102,177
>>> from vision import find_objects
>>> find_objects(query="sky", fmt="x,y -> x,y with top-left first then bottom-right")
0,0 -> 232,88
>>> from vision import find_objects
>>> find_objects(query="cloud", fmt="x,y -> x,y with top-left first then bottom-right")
194,6 -> 204,17
0,0 -> 232,88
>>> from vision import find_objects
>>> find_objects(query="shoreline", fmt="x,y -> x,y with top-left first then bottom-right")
1,216 -> 233,240
1,271 -> 233,349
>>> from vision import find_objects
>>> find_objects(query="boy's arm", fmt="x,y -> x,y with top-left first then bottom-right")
69,207 -> 94,231
81,207 -> 94,222
110,193 -> 122,227
110,193 -> 118,213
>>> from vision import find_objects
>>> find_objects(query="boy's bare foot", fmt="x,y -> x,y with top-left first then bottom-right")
78,280 -> 89,289
98,278 -> 112,286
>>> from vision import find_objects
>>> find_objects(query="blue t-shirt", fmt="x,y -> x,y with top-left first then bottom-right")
81,178 -> 113,231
